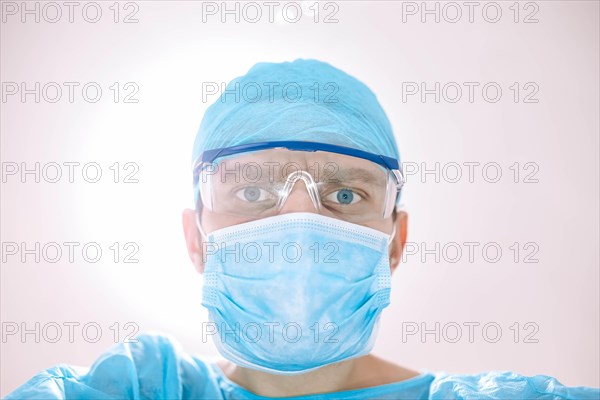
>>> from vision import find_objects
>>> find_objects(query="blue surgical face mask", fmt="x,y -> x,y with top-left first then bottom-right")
200,212 -> 394,375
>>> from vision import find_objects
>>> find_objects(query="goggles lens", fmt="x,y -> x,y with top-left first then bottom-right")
195,147 -> 402,224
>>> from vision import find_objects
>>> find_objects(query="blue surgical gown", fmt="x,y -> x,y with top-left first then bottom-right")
6,333 -> 600,400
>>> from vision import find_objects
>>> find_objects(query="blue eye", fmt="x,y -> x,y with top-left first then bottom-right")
244,187 -> 260,201
337,189 -> 354,204
324,188 -> 361,205
235,186 -> 270,202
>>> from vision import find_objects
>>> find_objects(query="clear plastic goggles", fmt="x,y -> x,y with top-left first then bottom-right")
193,141 -> 404,224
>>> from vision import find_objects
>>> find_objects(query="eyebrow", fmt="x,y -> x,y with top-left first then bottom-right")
325,168 -> 386,185
217,163 -> 387,186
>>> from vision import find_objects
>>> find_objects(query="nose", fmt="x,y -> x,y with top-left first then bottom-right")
278,178 -> 319,214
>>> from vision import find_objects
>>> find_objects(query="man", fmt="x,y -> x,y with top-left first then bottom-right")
7,59 -> 599,399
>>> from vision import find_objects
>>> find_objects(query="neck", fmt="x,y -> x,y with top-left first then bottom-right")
219,357 -> 358,397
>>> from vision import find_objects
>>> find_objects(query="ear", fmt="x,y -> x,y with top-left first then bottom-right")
388,210 -> 408,273
182,208 -> 205,274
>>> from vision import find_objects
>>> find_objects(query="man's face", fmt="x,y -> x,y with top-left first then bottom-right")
183,149 -> 407,272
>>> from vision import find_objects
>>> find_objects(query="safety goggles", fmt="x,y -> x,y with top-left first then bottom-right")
192,141 -> 404,224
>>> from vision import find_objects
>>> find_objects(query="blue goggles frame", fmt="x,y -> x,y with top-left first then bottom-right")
197,140 -> 401,171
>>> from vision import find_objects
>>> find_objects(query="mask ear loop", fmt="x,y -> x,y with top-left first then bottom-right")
194,161 -> 211,242
387,220 -> 397,246
386,166 -> 405,246
195,205 -> 209,242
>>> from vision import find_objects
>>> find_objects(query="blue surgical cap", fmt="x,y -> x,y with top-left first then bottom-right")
192,59 -> 401,201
